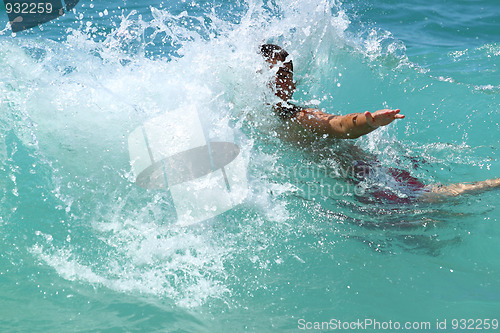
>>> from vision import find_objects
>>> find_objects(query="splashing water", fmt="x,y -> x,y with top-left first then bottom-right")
1,0 -> 499,331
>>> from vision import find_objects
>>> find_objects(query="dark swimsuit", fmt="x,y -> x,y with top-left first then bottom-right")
352,161 -> 427,204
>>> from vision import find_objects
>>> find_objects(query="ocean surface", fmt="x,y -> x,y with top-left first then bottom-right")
1,0 -> 499,332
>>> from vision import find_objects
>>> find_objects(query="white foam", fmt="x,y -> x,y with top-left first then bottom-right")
3,0 -> 402,307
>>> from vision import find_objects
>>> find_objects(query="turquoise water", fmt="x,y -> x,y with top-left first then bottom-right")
1,0 -> 499,332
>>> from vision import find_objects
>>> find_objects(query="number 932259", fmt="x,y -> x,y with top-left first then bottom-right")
5,2 -> 53,14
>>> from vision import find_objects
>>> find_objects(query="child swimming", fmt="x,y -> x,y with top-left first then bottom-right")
260,44 -> 500,202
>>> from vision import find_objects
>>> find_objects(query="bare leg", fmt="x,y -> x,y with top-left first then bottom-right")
421,178 -> 500,202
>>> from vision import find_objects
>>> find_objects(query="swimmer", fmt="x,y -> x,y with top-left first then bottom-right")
260,44 -> 500,201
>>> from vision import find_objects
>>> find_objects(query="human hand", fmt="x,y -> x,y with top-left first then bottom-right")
364,109 -> 405,128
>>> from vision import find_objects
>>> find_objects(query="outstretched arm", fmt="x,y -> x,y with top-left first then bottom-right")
291,108 -> 405,139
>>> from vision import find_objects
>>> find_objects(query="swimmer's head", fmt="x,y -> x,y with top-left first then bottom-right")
260,44 -> 296,101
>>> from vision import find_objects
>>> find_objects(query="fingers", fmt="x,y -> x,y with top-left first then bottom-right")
367,109 -> 404,128
383,109 -> 400,115
392,109 -> 404,119
379,109 -> 404,119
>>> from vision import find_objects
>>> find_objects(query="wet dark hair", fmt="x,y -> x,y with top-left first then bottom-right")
260,44 -> 293,71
